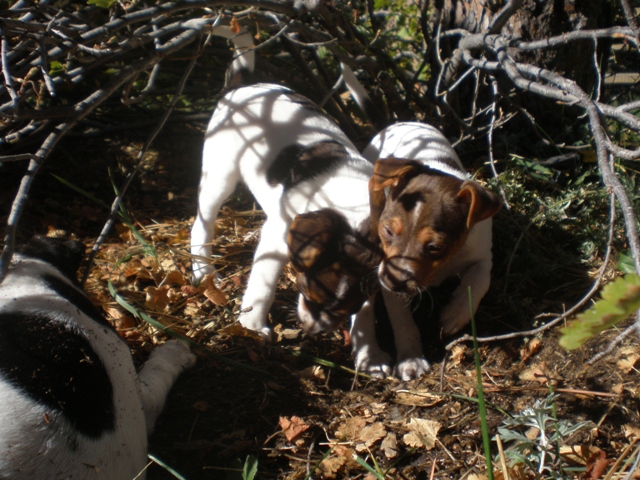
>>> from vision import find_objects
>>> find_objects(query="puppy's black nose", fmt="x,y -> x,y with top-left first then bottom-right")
381,261 -> 417,293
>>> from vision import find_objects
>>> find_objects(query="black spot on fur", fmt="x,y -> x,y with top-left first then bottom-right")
267,140 -> 348,189
399,191 -> 424,212
43,274 -> 113,330
20,236 -> 84,281
0,312 -> 115,439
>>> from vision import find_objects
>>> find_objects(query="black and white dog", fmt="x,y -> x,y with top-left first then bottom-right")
0,236 -> 195,479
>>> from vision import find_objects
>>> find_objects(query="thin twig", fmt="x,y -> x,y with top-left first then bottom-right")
447,190 -> 616,351
81,50 -> 200,286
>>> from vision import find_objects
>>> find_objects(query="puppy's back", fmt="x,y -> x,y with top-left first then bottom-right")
0,245 -> 147,479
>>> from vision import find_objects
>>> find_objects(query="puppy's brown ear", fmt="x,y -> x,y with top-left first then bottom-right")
287,210 -> 340,272
369,158 -> 422,238
456,181 -> 502,229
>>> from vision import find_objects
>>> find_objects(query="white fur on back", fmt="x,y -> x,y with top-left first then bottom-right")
203,83 -> 373,224
362,122 -> 469,180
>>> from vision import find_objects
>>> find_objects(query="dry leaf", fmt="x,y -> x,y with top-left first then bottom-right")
559,444 -> 602,465
584,449 -> 608,480
198,274 -> 228,306
520,338 -> 542,362
140,256 -> 159,272
355,422 -> 386,452
612,383 -> 625,394
319,455 -> 345,479
450,344 -> 467,365
394,390 -> 444,407
229,16 -> 240,33
145,285 -> 171,312
104,306 -> 136,330
274,325 -> 302,341
279,416 -> 309,442
617,346 -> 640,373
624,424 -> 640,439
525,427 -> 540,441
518,362 -> 555,385
115,223 -> 132,241
335,416 -> 366,440
218,323 -> 264,341
299,365 -> 326,382
163,270 -> 186,286
381,433 -> 398,459
402,418 -> 441,450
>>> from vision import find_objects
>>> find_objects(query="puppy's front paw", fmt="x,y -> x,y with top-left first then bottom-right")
354,347 -> 393,378
238,315 -> 273,342
153,339 -> 197,370
394,357 -> 430,381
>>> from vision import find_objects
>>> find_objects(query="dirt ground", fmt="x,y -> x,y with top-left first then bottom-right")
1,123 -> 639,480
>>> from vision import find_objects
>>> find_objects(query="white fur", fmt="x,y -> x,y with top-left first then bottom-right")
354,122 -> 495,380
0,254 -> 195,479
190,83 -> 373,338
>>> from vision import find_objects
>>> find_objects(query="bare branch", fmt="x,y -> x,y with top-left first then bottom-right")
488,0 -> 524,34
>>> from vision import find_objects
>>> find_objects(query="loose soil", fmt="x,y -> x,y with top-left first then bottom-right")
1,124 -> 639,480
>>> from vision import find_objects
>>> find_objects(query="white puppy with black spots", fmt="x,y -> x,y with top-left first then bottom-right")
0,236 -> 195,480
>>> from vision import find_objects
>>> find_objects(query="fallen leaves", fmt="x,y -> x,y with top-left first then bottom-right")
279,416 -> 309,442
394,389 -> 445,407
354,422 -> 386,453
617,346 -> 640,374
380,432 -> 398,459
402,418 -> 441,450
197,274 -> 228,306
145,285 -> 172,312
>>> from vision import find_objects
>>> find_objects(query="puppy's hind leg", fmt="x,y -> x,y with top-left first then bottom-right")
191,156 -> 240,284
137,340 -> 196,435
237,215 -> 290,339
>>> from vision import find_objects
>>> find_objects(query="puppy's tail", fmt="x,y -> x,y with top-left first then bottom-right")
340,61 -> 387,130
210,25 -> 255,88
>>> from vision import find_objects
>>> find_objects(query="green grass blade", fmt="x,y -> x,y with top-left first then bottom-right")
242,454 -> 258,480
52,173 -> 156,259
148,454 -> 188,480
51,173 -> 112,209
353,455 -> 385,479
288,348 -> 372,378
303,445 -> 336,480
470,288 -> 494,480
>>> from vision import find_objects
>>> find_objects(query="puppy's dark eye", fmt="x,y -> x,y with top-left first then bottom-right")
426,244 -> 443,257
381,225 -> 394,242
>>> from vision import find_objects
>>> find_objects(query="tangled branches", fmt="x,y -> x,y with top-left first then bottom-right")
1,0 -> 639,350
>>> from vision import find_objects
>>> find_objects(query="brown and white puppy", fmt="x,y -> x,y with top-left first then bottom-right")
288,122 -> 501,380
360,122 -> 502,378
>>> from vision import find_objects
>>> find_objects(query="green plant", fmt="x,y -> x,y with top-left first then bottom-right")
495,393 -> 593,479
470,288 -> 494,480
560,274 -> 640,350
226,455 -> 258,480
